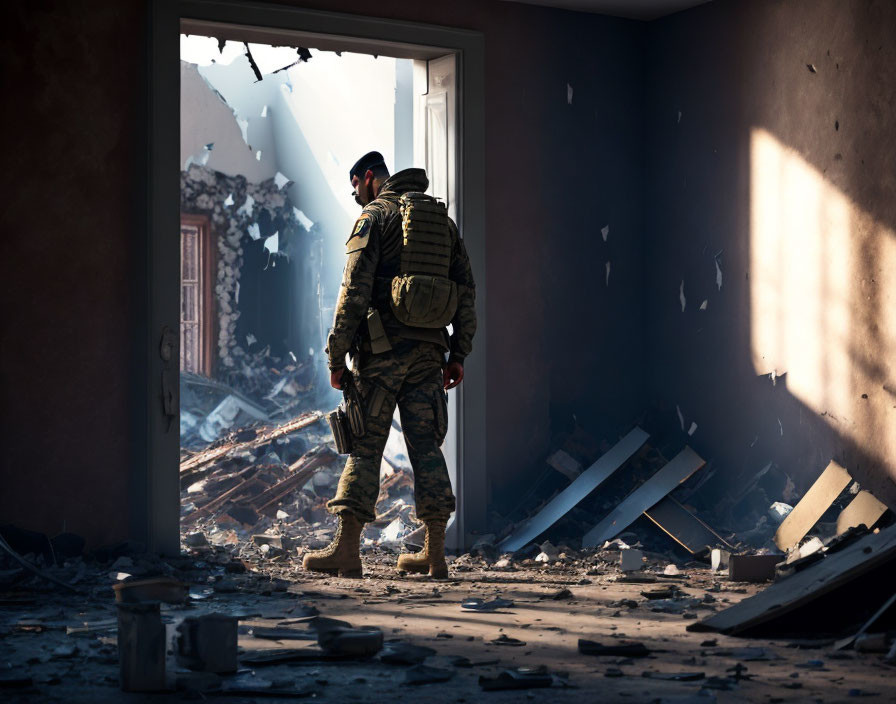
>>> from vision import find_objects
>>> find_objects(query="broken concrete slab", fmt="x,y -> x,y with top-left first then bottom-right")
689,525 -> 896,636
727,554 -> 781,582
835,490 -> 889,536
499,427 -> 649,552
620,548 -> 644,571
582,446 -> 706,547
643,495 -> 734,555
774,461 -> 851,551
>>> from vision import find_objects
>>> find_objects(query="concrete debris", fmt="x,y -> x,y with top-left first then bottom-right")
404,663 -> 454,685
479,667 -> 555,691
620,548 -> 644,571
317,626 -> 384,656
691,525 -> 896,636
768,501 -> 793,524
711,549 -> 730,571
461,597 -> 514,612
728,553 -> 781,582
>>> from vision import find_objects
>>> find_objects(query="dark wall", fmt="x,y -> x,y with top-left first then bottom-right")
644,0 -> 896,507
0,0 -> 646,547
0,1 -> 143,549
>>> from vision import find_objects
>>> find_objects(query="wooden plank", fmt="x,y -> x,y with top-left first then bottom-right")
180,411 -> 323,477
582,446 -> 705,548
498,428 -> 649,553
643,496 -> 734,554
250,447 -> 337,512
774,461 -> 851,551
689,525 -> 896,635
836,491 -> 889,536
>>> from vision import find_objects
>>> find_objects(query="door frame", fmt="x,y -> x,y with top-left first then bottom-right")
140,0 -> 486,554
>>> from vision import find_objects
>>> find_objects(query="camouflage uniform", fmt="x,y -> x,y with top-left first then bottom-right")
325,168 -> 476,524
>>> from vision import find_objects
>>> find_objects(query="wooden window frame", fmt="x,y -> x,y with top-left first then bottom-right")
180,212 -> 216,377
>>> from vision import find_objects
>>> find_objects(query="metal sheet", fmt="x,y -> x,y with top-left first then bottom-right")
497,427 -> 649,552
582,446 -> 705,548
643,496 -> 733,554
774,461 -> 851,551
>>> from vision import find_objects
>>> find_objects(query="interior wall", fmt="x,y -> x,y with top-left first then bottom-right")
0,0 -> 646,548
644,0 -> 896,507
0,1 -> 142,549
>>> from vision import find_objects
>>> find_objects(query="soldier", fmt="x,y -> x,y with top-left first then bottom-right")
302,151 -> 476,578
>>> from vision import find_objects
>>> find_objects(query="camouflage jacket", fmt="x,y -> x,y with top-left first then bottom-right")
326,168 -> 477,372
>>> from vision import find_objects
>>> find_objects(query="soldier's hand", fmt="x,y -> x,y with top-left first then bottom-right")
330,368 -> 345,390
443,362 -> 464,390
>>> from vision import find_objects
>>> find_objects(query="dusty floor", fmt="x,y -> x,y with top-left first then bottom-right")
2,549 -> 895,703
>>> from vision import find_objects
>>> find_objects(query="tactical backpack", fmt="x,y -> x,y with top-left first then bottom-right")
389,192 -> 457,328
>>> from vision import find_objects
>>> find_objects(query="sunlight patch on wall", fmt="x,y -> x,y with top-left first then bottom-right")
750,127 -> 896,466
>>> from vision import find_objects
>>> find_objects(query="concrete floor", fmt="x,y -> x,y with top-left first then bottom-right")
2,554 -> 895,703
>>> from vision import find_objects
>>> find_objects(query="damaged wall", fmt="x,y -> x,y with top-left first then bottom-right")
179,164 -> 321,372
644,0 -> 896,507
180,61 -> 279,180
2,0 -> 646,547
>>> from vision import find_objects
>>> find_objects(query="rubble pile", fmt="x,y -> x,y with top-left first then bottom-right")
180,411 -> 424,572
180,348 -> 319,450
488,422 -> 893,590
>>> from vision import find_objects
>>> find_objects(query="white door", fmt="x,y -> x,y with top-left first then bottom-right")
413,54 -> 463,549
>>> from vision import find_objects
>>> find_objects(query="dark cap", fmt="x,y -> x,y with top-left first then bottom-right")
349,151 -> 387,182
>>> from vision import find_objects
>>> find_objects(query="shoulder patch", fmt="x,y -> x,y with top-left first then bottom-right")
346,215 -> 371,253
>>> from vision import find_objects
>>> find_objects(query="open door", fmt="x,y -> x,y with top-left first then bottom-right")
413,54 -> 463,550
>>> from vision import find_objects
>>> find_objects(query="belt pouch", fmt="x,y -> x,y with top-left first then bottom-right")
366,308 -> 393,354
327,406 -> 353,454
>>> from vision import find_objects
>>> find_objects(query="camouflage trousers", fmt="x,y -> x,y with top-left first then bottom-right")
327,339 -> 455,524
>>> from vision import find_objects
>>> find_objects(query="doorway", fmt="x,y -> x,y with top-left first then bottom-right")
142,1 -> 485,555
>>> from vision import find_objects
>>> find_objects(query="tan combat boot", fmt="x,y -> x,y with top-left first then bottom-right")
302,511 -> 363,577
397,521 -> 448,578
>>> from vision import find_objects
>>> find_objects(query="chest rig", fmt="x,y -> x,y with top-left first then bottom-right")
388,192 -> 457,328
